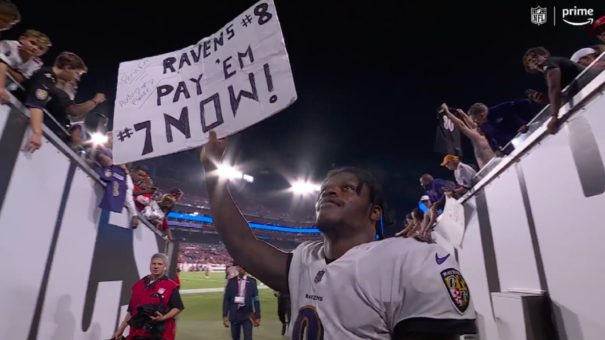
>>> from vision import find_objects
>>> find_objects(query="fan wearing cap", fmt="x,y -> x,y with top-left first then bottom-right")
419,195 -> 431,210
441,155 -> 476,196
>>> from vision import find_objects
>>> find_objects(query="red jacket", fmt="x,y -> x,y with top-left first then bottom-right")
128,276 -> 181,340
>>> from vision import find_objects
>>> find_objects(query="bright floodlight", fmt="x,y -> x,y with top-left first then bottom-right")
291,180 -> 321,195
90,132 -> 108,145
217,164 -> 243,179
216,163 -> 254,183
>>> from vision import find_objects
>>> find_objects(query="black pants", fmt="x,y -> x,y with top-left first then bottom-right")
230,318 -> 252,340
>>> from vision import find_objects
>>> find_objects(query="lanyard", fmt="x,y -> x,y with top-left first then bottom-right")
237,277 -> 247,298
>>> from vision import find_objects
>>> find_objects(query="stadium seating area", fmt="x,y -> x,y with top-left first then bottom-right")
174,221 -> 305,270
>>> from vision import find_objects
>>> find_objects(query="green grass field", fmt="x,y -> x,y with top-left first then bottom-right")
176,272 -> 285,340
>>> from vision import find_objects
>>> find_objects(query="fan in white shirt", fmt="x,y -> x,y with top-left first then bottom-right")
0,29 -> 51,102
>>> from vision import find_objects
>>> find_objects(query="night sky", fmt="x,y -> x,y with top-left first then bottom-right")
14,1 -> 604,229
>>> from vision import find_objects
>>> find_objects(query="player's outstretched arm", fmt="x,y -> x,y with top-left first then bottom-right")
200,131 -> 290,293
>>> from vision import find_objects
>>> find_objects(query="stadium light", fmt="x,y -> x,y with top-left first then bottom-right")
290,180 -> 321,195
216,163 -> 254,183
217,164 -> 242,179
90,132 -> 108,145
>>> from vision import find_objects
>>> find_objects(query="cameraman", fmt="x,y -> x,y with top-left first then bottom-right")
113,253 -> 184,340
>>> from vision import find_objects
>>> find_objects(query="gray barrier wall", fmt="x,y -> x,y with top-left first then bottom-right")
0,102 -> 170,340
458,68 -> 605,339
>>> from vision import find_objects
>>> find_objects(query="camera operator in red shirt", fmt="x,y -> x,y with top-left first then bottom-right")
113,253 -> 184,340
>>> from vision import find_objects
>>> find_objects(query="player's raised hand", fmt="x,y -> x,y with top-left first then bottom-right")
200,130 -> 227,166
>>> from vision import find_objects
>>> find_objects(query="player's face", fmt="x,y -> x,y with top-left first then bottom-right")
150,258 -> 166,277
315,172 -> 373,234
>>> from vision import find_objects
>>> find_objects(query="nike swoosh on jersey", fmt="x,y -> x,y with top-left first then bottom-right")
435,253 -> 450,265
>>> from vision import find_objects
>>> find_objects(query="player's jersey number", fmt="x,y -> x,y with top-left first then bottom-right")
291,305 -> 324,340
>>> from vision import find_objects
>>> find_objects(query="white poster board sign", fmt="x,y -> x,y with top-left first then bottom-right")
112,0 -> 297,164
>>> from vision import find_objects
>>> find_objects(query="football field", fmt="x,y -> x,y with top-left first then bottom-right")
176,272 -> 285,340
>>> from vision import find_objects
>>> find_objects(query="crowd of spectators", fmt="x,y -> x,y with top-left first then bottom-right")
170,189 -> 315,225
178,242 -> 232,269
89,143 -> 185,239
396,16 -> 605,241
176,235 -> 301,272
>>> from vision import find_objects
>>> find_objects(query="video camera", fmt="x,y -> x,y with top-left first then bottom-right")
127,304 -> 170,340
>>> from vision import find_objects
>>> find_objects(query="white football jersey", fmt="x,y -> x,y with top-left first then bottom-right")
288,237 -> 475,339
0,40 -> 43,79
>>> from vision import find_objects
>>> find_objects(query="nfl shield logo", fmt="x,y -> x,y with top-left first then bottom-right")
531,7 -> 547,26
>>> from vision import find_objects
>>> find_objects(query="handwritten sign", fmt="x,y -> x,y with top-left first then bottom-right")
113,0 -> 297,164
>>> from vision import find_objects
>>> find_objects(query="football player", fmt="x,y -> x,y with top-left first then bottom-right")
201,131 -> 476,339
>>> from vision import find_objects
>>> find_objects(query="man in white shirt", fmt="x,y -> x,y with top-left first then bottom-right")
201,131 -> 476,339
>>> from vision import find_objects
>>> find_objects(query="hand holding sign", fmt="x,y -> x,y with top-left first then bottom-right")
200,130 -> 227,167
